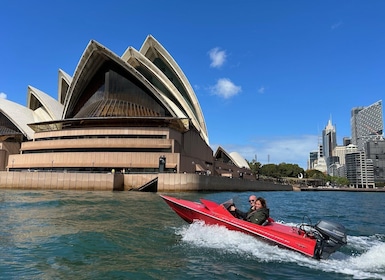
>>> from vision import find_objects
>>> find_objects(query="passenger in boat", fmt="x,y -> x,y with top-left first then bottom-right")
247,197 -> 269,225
230,196 -> 269,225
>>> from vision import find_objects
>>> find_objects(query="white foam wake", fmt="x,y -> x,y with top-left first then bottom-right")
176,221 -> 385,279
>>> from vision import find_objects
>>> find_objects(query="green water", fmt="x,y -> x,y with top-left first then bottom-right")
1,190 -> 384,279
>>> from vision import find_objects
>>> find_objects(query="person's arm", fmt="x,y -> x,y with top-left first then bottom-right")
234,208 -> 248,219
248,209 -> 269,225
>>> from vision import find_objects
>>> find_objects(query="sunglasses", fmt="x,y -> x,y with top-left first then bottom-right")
249,200 -> 255,203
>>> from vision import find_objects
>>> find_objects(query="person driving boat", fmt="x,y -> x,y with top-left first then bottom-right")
230,196 -> 269,225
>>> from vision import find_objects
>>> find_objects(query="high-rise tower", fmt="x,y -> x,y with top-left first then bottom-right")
351,100 -> 383,150
348,100 -> 383,188
322,118 -> 337,172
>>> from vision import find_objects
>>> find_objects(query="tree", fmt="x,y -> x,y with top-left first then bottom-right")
260,164 -> 280,178
247,161 -> 306,179
306,169 -> 326,179
247,159 -> 262,179
325,175 -> 349,187
277,163 -> 304,178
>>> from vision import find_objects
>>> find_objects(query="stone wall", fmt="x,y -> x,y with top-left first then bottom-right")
156,173 -> 293,192
0,171 -> 119,191
0,171 -> 293,192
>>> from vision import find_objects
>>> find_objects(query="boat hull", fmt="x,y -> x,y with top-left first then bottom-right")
161,195 -> 319,258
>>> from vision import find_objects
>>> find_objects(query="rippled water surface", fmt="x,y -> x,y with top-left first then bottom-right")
0,190 -> 384,279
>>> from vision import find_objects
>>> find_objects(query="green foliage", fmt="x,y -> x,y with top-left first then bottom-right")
260,164 -> 280,178
247,159 -> 261,176
247,161 -> 305,178
247,161 -> 352,185
306,169 -> 326,179
247,160 -> 351,186
304,170 -> 350,186
325,175 -> 349,186
277,163 -> 304,178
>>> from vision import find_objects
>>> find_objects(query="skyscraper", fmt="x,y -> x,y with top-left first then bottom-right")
322,118 -> 337,173
351,100 -> 383,151
347,100 -> 383,188
345,150 -> 375,188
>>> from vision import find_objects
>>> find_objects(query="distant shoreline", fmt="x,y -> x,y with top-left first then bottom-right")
300,187 -> 385,192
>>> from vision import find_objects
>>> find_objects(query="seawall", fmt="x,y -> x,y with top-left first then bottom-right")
300,186 -> 385,192
0,171 -> 293,192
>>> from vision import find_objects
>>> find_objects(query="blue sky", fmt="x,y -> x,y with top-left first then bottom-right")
1,1 -> 384,169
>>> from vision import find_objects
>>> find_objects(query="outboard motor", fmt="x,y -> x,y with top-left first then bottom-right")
314,220 -> 347,259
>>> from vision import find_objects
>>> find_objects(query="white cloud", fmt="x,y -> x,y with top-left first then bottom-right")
211,78 -> 241,99
331,21 -> 343,30
0,92 -> 7,99
258,86 -> 266,94
211,134 -> 318,169
209,47 -> 227,68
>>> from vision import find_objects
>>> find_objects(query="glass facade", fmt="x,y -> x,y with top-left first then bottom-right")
74,70 -> 168,118
351,100 -> 383,150
365,140 -> 385,186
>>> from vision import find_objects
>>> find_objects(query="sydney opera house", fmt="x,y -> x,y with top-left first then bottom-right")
0,35 -> 288,191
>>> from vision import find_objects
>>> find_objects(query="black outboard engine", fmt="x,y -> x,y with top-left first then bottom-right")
314,220 -> 347,259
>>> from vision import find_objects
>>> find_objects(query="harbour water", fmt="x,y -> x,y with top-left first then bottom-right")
0,190 -> 384,279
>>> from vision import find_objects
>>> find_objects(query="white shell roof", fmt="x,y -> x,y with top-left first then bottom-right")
139,35 -> 208,140
230,152 -> 251,169
2,35 -> 210,145
62,40 -> 188,120
214,146 -> 251,170
0,98 -> 36,139
121,45 -> 208,144
57,69 -> 72,104
27,86 -> 64,120
1,85 -> 64,140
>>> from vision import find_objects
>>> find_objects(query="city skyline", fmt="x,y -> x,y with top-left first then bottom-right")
1,1 -> 385,169
312,99 -> 383,157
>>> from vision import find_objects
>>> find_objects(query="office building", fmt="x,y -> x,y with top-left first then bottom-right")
351,100 -> 383,151
345,150 -> 375,188
365,140 -> 385,186
322,119 -> 337,174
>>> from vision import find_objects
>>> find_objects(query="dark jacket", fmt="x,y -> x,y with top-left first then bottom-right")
233,207 -> 253,220
246,208 -> 270,225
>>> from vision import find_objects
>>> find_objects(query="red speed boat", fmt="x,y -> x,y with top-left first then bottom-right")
160,195 -> 347,259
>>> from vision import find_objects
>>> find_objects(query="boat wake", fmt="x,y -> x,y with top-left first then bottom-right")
176,221 -> 385,280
